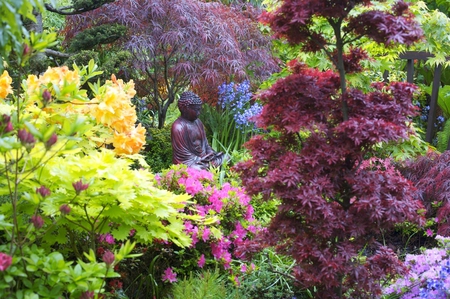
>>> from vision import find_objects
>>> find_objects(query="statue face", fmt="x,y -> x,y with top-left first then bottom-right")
181,104 -> 202,121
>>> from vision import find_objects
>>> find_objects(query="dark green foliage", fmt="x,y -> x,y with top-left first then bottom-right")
65,50 -> 100,68
68,23 -> 127,52
238,248 -> 309,299
143,127 -> 173,173
72,0 -> 115,11
65,50 -> 132,83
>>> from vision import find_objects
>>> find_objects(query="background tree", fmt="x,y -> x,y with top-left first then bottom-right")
235,1 -> 426,298
62,0 -> 279,128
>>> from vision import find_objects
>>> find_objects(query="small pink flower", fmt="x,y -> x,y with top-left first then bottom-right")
0,115 -> 13,135
202,227 -> 210,242
36,185 -> 51,198
162,267 -> 177,283
426,229 -> 434,237
198,254 -> 206,268
98,233 -> 115,245
129,229 -> 136,237
72,179 -> 89,195
240,263 -> 247,273
102,251 -> 115,266
59,204 -> 71,215
0,252 -> 12,271
42,89 -> 52,103
45,133 -> 57,149
17,129 -> 36,149
31,215 -> 44,229
234,275 -> 240,286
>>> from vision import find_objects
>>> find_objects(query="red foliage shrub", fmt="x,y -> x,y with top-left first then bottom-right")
400,151 -> 450,236
235,1 -> 425,298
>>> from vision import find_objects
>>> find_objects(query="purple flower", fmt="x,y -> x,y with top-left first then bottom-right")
98,233 -> 115,245
45,133 -> 57,149
198,254 -> 206,268
31,215 -> 44,229
36,185 -> 51,198
72,179 -> 89,195
102,250 -> 115,266
59,204 -> 71,215
0,252 -> 12,271
17,129 -> 36,150
202,227 -> 210,242
162,267 -> 177,283
80,291 -> 95,299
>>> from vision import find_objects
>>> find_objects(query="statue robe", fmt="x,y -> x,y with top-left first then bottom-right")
171,117 -> 214,170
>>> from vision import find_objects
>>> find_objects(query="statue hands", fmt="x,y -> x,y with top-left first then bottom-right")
200,152 -> 224,163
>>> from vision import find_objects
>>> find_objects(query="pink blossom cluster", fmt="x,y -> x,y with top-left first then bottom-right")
98,233 -> 115,245
156,165 -> 258,278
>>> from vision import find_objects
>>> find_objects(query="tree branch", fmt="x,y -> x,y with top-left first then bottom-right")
44,0 -> 115,16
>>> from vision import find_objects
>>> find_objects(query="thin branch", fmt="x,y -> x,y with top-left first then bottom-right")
44,0 -> 115,16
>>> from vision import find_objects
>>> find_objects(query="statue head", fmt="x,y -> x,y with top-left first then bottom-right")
178,91 -> 203,121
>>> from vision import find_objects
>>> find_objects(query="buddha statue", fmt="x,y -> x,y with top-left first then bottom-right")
171,91 -> 226,170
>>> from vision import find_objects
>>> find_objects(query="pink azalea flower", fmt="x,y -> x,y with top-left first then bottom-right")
240,263 -> 247,273
184,177 -> 203,195
202,227 -> 210,242
98,233 -> 115,245
198,254 -> 206,268
162,267 -> 177,283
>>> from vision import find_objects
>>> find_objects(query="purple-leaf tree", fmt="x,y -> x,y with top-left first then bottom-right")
234,1 -> 425,298
63,0 -> 279,128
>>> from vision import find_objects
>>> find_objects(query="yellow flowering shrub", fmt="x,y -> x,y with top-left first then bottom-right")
89,74 -> 146,155
22,66 -> 146,155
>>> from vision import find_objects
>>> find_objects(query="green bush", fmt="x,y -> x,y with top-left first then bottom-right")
143,127 -> 173,173
167,269 -> 243,299
236,248 -> 309,299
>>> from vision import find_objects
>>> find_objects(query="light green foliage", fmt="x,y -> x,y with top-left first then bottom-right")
0,241 -> 137,298
39,149 -> 191,247
168,269 -> 243,299
200,104 -> 248,155
0,61 -> 192,297
410,1 -> 450,67
374,123 -> 431,161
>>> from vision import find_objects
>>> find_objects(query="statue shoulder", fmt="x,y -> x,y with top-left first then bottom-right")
171,117 -> 187,131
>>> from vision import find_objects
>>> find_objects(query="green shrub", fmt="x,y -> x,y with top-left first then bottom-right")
143,127 -> 173,173
167,269 -> 243,299
236,248 -> 309,299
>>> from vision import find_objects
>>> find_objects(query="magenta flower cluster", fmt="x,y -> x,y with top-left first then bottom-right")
0,252 -> 12,271
384,235 -> 450,298
156,165 -> 258,277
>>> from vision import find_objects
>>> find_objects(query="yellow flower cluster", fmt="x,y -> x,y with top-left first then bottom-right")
90,75 -> 146,155
0,71 -> 13,99
25,66 -> 81,105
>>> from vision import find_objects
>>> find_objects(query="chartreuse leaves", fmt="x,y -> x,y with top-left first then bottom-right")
38,148 -> 192,247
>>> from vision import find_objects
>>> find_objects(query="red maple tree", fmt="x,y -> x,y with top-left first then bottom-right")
235,1 -> 425,298
63,0 -> 279,128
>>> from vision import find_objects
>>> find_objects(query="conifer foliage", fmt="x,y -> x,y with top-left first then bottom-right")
235,1 -> 425,298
